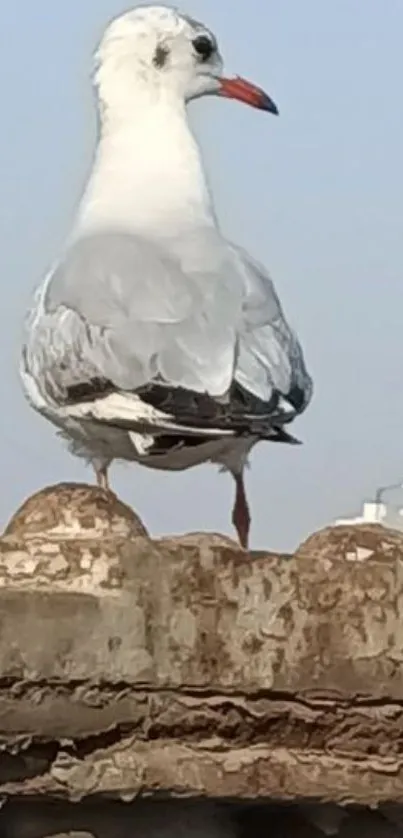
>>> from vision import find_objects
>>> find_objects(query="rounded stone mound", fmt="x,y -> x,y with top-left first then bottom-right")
296,522 -> 403,563
4,482 -> 149,541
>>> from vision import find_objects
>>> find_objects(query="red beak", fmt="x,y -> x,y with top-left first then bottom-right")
218,76 -> 279,114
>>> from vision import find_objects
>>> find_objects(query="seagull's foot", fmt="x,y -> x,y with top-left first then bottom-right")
94,462 -> 111,491
232,472 -> 251,550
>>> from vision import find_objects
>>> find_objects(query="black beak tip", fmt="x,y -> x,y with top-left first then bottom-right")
261,94 -> 279,115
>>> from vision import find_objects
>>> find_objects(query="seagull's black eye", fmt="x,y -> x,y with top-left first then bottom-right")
192,35 -> 214,62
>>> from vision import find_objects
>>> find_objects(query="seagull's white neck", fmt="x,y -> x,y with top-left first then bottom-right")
74,94 -> 217,240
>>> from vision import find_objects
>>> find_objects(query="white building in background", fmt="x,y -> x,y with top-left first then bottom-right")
334,483 -> 403,531
335,501 -> 385,526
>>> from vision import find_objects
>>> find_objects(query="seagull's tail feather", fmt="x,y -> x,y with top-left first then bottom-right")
269,427 -> 302,445
61,382 -> 302,445
60,392 -> 235,438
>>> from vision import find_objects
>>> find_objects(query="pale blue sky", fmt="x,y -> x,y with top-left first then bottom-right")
1,0 -> 402,549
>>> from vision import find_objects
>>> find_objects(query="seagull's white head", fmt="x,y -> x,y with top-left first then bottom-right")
94,5 -> 278,117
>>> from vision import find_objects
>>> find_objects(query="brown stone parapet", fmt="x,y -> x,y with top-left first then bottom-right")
0,484 -> 402,816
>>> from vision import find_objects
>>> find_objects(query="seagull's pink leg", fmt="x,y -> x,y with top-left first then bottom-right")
232,472 -> 251,549
94,462 -> 110,491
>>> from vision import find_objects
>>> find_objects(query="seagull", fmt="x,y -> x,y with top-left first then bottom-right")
20,5 -> 313,549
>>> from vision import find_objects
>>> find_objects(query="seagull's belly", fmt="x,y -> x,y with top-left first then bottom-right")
57,418 -> 137,463
57,417 -> 250,473
132,437 -> 234,472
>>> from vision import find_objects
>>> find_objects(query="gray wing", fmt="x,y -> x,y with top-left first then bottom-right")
132,243 -> 313,437
230,243 -> 313,420
24,230 -> 244,406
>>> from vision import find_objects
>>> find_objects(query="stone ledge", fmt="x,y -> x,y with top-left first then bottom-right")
3,738 -> 403,806
0,483 -> 403,810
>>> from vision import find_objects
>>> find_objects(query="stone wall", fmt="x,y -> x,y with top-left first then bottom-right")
1,482 -> 403,836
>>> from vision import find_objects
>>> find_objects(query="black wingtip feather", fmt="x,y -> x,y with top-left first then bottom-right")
64,378 -> 303,445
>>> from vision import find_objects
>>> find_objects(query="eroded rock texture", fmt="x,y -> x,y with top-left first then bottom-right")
0,484 -> 403,836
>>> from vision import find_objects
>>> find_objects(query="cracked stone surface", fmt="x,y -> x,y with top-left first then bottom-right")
4,482 -> 149,541
0,484 -> 403,836
296,521 -> 403,564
